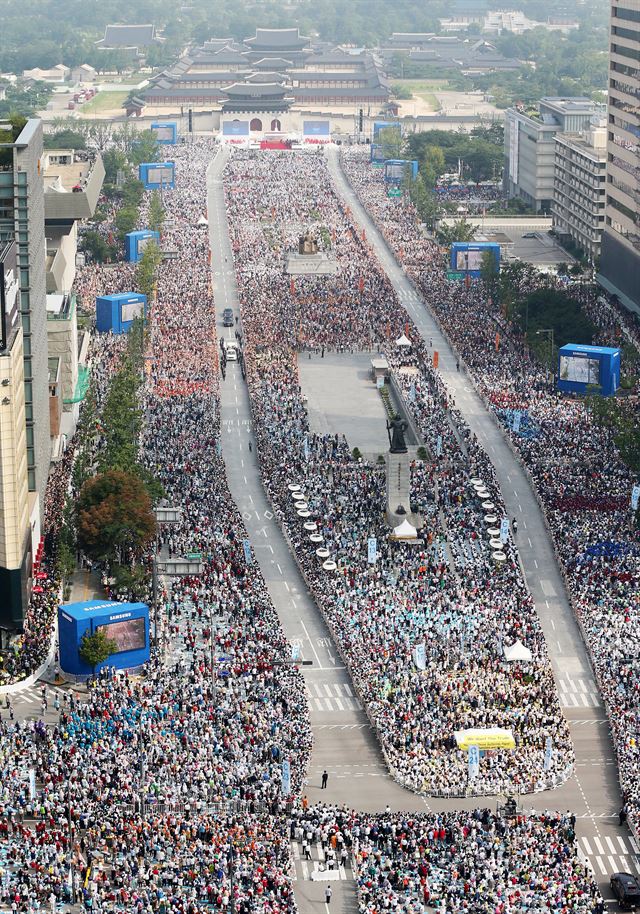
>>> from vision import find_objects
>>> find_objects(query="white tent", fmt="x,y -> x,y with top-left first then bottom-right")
395,333 -> 412,348
197,215 -> 208,226
393,519 -> 417,538
503,640 -> 533,662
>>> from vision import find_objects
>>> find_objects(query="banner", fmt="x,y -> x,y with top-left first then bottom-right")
29,769 -> 36,800
414,642 -> 426,670
242,539 -> 252,565
468,745 -> 480,781
433,351 -> 439,369
436,435 -> 442,457
367,537 -> 377,564
303,436 -> 310,461
544,736 -> 553,772
455,728 -> 515,750
500,517 -> 509,544
512,410 -> 522,433
281,759 -> 291,796
291,642 -> 301,662
632,485 -> 640,511
408,381 -> 416,403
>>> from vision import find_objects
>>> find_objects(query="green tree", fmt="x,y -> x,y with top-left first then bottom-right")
436,220 -> 476,245
480,249 -> 499,298
77,469 -> 156,563
79,629 -> 117,675
148,191 -> 165,234
128,129 -> 160,167
115,206 -> 138,243
586,395 -> 640,475
377,125 -> 403,159
135,241 -> 162,299
80,230 -> 111,263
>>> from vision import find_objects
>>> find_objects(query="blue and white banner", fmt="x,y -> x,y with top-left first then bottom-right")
408,382 -> 416,403
291,642 -> 302,662
281,758 -> 291,795
367,537 -> 377,564
436,435 -> 442,457
468,745 -> 480,781
500,517 -> 509,544
28,769 -> 36,800
414,642 -> 426,670
631,485 -> 640,511
303,436 -> 310,461
544,736 -> 553,772
512,410 -> 522,433
242,538 -> 252,565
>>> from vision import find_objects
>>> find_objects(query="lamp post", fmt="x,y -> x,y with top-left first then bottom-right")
536,328 -> 555,389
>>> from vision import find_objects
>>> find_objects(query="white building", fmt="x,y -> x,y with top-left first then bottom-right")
553,122 -> 607,261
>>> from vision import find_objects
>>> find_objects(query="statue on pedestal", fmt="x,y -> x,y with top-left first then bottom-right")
298,230 -> 319,256
387,416 -> 408,454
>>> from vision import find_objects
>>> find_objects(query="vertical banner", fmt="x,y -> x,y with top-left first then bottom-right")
500,517 -> 509,544
631,485 -> 640,511
303,436 -> 310,461
291,642 -> 302,661
367,537 -> 377,564
408,381 -> 416,403
433,351 -> 439,369
544,736 -> 553,771
512,411 -> 521,433
436,435 -> 442,457
281,758 -> 291,796
468,745 -> 480,781
414,642 -> 426,670
242,539 -> 252,565
29,769 -> 36,800
495,332 -> 500,352
290,278 -> 296,295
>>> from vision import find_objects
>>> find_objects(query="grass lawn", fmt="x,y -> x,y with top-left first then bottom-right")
80,91 -> 129,114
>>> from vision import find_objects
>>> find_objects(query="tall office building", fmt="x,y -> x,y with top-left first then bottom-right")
598,0 -> 640,312
0,119 -> 50,625
0,241 -> 30,624
0,120 -> 51,513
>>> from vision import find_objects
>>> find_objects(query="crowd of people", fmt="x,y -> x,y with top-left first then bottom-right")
224,149 -> 573,797
340,146 -> 639,831
293,804 -> 604,914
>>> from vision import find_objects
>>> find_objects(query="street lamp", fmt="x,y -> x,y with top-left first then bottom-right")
536,328 -> 555,388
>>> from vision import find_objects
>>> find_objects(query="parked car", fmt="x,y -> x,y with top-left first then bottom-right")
222,308 -> 234,327
611,873 -> 640,909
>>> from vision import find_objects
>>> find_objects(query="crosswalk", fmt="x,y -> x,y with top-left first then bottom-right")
290,841 -> 351,882
557,674 -> 602,708
305,681 -> 362,713
579,834 -> 640,878
11,685 -> 64,707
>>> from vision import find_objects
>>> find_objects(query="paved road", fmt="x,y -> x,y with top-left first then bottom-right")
206,147 -> 637,900
327,147 -> 637,887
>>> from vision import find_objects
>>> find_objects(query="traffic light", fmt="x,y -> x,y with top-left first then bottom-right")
358,108 -> 363,133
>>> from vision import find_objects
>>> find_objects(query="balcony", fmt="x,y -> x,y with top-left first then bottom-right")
44,153 -> 105,222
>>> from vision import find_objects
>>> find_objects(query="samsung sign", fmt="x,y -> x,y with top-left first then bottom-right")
0,241 -> 20,352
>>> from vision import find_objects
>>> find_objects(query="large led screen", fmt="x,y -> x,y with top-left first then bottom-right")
559,354 -> 600,385
97,618 -> 146,653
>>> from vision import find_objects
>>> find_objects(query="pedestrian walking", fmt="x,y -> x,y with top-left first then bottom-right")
512,517 -> 518,535
321,770 -> 328,789
248,440 -> 253,452
325,886 -> 332,906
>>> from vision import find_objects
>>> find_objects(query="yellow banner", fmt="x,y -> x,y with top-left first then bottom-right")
454,728 -> 515,750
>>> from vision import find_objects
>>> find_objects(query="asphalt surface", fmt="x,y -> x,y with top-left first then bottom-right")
206,146 -> 639,907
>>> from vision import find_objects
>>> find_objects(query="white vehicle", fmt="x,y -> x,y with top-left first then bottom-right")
224,341 -> 238,362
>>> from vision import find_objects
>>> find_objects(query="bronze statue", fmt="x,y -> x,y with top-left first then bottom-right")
387,416 -> 408,454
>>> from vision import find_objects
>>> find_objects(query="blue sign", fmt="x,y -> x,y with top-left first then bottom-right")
468,745 -> 480,781
500,517 -> 509,544
222,120 -> 249,136
303,121 -> 330,136
557,344 -> 620,398
281,759 -> 291,795
544,736 -> 553,772
291,643 -> 301,662
512,410 -> 522,433
631,485 -> 640,511
436,435 -> 442,457
242,539 -> 252,565
303,436 -> 309,461
414,643 -> 426,670
367,537 -> 377,565
408,382 -> 416,403
58,600 -> 150,676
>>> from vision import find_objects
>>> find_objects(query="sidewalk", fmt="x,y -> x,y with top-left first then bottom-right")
68,568 -> 104,603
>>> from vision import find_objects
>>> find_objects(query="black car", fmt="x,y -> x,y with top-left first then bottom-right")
611,873 -> 640,908
222,308 -> 234,327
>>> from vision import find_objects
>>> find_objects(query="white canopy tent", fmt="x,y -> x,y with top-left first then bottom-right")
395,334 -> 412,348
393,519 -> 417,539
503,640 -> 533,662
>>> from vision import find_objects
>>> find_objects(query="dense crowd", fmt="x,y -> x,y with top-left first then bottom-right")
341,146 -> 640,830
224,149 -> 573,797
293,804 -> 604,914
